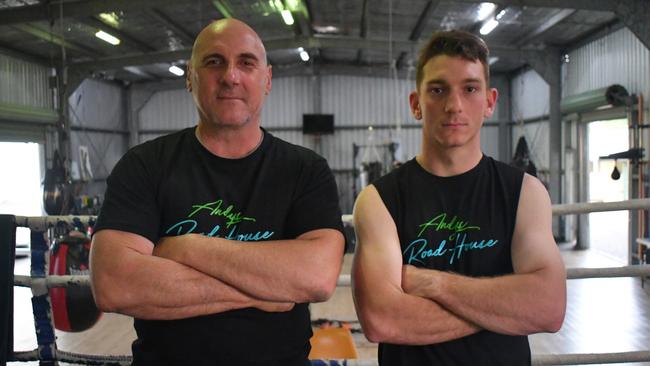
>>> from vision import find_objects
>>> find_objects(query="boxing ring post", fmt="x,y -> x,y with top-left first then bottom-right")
29,226 -> 58,366
1,215 -> 16,366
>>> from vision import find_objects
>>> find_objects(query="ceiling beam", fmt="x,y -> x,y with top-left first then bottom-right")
355,0 -> 370,65
72,49 -> 190,71
0,0 -> 192,25
0,42 -> 51,66
564,19 -> 624,51
396,0 -> 439,69
13,23 -> 103,58
83,16 -> 157,52
410,0 -> 439,41
212,0 -> 234,18
451,0 -> 616,12
291,0 -> 312,37
514,9 -> 576,47
148,8 -> 195,45
614,0 -> 650,50
71,36 -> 530,72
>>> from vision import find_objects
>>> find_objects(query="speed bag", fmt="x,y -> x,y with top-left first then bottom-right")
49,234 -> 102,332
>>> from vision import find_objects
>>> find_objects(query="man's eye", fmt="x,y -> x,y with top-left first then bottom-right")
430,88 -> 444,94
241,59 -> 256,67
466,86 -> 478,93
205,58 -> 221,66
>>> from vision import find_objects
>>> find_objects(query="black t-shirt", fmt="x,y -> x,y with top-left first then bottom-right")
95,127 -> 343,365
373,156 -> 530,366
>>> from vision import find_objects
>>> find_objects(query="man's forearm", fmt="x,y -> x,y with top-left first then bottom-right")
404,267 -> 564,335
116,260 -> 291,319
155,230 -> 344,303
91,237 -> 291,320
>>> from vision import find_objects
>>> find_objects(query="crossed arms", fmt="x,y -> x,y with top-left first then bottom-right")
90,228 -> 344,320
351,174 -> 566,345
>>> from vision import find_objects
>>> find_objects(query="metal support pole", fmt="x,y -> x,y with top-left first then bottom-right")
0,215 -> 16,366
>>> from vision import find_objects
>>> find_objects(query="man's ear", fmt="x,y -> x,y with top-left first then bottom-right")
409,90 -> 422,120
484,87 -> 499,118
186,64 -> 193,92
265,65 -> 272,95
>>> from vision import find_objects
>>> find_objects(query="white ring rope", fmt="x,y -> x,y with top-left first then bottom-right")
14,274 -> 90,288
15,215 -> 96,231
15,198 -> 650,229
14,265 -> 650,289
532,351 -> 650,365
341,198 -> 650,225
552,198 -> 650,216
335,265 -> 650,286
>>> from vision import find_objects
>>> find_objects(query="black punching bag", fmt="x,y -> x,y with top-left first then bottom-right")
43,150 -> 67,215
49,233 -> 102,332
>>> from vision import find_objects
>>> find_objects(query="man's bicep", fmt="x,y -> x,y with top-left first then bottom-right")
511,175 -> 564,275
352,186 -> 404,300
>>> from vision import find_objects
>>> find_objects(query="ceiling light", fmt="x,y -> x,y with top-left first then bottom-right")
98,12 -> 120,27
480,18 -> 499,35
477,2 -> 496,22
313,25 -> 340,34
299,47 -> 309,62
168,65 -> 184,76
95,30 -> 120,45
495,9 -> 507,20
281,9 -> 294,25
488,57 -> 499,65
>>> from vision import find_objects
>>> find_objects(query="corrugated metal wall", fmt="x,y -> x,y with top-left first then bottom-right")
262,76 -> 314,128
0,54 -> 52,109
139,88 -> 197,132
509,70 -> 550,176
512,70 -> 550,121
565,27 -> 650,98
68,79 -> 128,196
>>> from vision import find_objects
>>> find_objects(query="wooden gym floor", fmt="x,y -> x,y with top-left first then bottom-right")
10,244 -> 650,366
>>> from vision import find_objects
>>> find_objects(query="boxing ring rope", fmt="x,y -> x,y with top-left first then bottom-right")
2,198 -> 650,365
340,198 -> 650,224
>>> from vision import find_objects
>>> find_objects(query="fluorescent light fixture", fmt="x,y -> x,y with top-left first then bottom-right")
313,25 -> 340,34
98,12 -> 120,27
281,9 -> 294,25
495,9 -> 507,20
168,65 -> 184,76
299,50 -> 309,62
286,0 -> 300,10
480,18 -> 499,35
488,57 -> 499,65
95,30 -> 120,45
477,2 -> 496,22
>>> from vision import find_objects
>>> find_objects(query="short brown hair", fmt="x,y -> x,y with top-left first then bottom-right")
416,30 -> 490,89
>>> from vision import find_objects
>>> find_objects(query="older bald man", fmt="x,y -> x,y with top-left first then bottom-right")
90,19 -> 345,366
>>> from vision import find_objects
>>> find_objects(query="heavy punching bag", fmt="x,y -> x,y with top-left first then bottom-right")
49,232 -> 102,332
43,150 -> 67,215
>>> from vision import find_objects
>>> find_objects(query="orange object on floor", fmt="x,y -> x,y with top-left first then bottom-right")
308,327 -> 359,359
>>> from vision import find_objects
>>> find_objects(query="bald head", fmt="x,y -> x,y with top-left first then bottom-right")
191,18 -> 267,68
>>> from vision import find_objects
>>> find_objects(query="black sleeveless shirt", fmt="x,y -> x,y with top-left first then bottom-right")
373,155 -> 530,366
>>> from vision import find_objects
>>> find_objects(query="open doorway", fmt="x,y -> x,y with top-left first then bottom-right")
587,118 -> 629,264
0,141 -> 43,256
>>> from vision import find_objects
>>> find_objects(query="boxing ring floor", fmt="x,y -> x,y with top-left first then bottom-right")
10,245 -> 650,366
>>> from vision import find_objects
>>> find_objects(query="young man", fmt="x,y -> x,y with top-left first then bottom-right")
90,19 -> 345,366
352,30 -> 566,365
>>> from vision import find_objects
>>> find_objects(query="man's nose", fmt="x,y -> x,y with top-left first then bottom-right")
221,63 -> 240,84
444,91 -> 462,113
